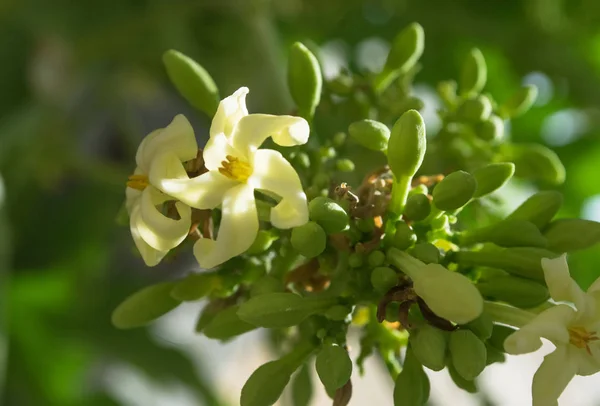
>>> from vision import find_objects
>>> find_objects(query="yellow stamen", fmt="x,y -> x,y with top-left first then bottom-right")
569,326 -> 599,355
127,174 -> 149,191
218,155 -> 252,182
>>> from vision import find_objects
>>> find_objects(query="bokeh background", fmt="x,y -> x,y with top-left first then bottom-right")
3,0 -> 600,405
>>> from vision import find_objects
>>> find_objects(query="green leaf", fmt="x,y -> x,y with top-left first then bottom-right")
111,282 -> 181,329
240,360 -> 292,406
203,305 -> 257,341
393,347 -> 426,406
170,273 -> 215,302
449,330 -> 486,380
315,345 -> 352,393
237,293 -> 336,328
544,219 -> 600,252
291,364 -> 313,406
410,325 -> 447,371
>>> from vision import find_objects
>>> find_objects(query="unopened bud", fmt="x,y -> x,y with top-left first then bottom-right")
348,119 -> 390,152
333,131 -> 347,147
476,274 -> 549,308
247,230 -> 278,255
545,218 -> 600,252
387,110 -> 427,178
457,95 -> 492,122
295,152 -> 311,169
410,325 -> 448,371
499,84 -> 538,118
460,219 -> 547,248
505,143 -> 566,185
391,221 -> 417,250
506,190 -> 563,229
403,193 -> 431,221
367,250 -> 386,267
432,171 -> 477,211
309,197 -> 349,234
327,74 -> 353,96
291,221 -> 326,258
460,48 -> 487,96
288,42 -> 322,120
371,266 -> 398,292
437,80 -> 458,107
336,159 -> 355,172
476,115 -> 504,142
472,162 -> 515,198
348,252 -> 364,268
409,243 -> 440,264
449,330 -> 487,380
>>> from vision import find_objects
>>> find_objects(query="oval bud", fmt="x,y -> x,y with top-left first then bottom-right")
291,221 -> 327,258
371,266 -> 398,292
437,80 -> 458,107
461,219 -> 547,248
432,171 -> 477,211
472,162 -> 515,198
391,221 -> 417,250
499,84 -> 538,118
327,74 -> 353,96
162,50 -> 219,116
460,48 -> 487,96
247,230 -> 278,255
309,197 -> 349,234
476,275 -> 549,308
506,143 -> 566,185
367,250 -> 386,267
507,191 -> 563,229
410,325 -> 448,371
348,252 -> 364,268
348,119 -> 390,152
463,312 -> 493,340
336,159 -> 355,172
316,345 -> 352,393
403,193 -> 431,221
387,110 -> 427,178
288,42 -> 322,120
333,132 -> 347,147
544,218 -> 600,252
409,243 -> 440,264
476,115 -> 504,142
449,330 -> 487,380
457,95 -> 492,122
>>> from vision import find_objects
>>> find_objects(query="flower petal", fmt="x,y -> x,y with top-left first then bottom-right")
231,114 -> 310,156
202,132 -> 248,171
531,345 -> 577,406
504,305 -> 575,354
210,87 -> 249,140
129,205 -> 169,266
248,149 -> 308,229
136,115 -> 198,173
137,187 -> 191,251
543,254 -> 595,315
125,167 -> 144,213
567,344 -> 600,376
193,183 -> 258,269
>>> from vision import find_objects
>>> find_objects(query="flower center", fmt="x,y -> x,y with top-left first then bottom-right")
127,174 -> 149,191
218,155 -> 252,182
569,326 -> 599,355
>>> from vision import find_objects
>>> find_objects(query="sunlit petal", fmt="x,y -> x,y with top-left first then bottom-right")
531,346 -> 577,406
202,132 -> 248,171
210,87 -> 249,139
567,344 -> 600,376
193,183 -> 258,269
543,254 -> 595,315
248,149 -> 308,228
232,114 -> 310,156
129,205 -> 169,267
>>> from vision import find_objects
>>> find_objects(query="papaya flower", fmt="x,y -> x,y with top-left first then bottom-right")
125,115 -> 197,266
152,87 -> 310,269
504,254 -> 600,406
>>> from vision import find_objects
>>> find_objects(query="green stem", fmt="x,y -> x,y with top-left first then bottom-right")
389,175 -> 412,217
386,247 -> 424,280
484,301 -> 536,328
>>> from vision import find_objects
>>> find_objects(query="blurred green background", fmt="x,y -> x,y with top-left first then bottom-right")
3,0 -> 600,405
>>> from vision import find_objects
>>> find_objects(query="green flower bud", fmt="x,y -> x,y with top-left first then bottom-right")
476,275 -> 549,308
327,74 -> 353,96
250,276 -> 284,297
544,219 -> 600,252
504,143 -> 566,185
247,230 -> 278,255
499,84 -> 538,119
403,193 -> 431,221
291,222 -> 327,258
288,42 -> 322,120
333,132 -> 347,147
112,282 -> 180,329
387,110 -> 426,178
432,171 -> 477,211
460,48 -> 487,96
460,219 -> 547,248
348,252 -> 364,268
309,197 -> 349,234
410,325 -> 448,371
348,119 -> 390,152
430,214 -> 449,230
162,50 -> 219,116
463,312 -> 493,340
324,305 -> 353,321
367,250 -> 386,267
457,95 -> 492,122
393,347 -> 429,406
336,159 -> 355,172
409,243 -> 440,264
507,191 -> 563,229
316,344 -> 352,394
312,173 -> 331,188
391,221 -> 417,250
449,330 -> 487,380
291,365 -> 313,406
472,162 -> 515,198
376,22 -> 425,93
437,80 -> 458,107
295,152 -> 311,169
371,266 -> 398,292
320,146 -> 336,159
476,115 -> 504,142
355,217 -> 375,233
409,184 -> 429,196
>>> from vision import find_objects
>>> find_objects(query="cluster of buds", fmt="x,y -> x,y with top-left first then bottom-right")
112,23 -> 600,406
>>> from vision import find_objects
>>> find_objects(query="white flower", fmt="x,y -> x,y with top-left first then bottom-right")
504,254 -> 600,406
152,87 -> 310,269
125,115 -> 197,266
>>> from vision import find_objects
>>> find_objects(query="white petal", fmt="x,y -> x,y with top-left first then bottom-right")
231,114 -> 310,156
136,115 -> 198,173
137,187 -> 191,251
129,205 -> 169,266
161,171 -> 237,210
202,132 -> 248,171
504,305 -> 575,354
543,254 -> 595,315
567,344 -> 600,376
210,87 -> 249,139
193,183 -> 258,269
531,346 -> 577,406
248,149 -> 308,229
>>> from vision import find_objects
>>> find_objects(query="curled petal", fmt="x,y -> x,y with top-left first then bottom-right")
129,205 -> 169,266
543,254 -> 595,316
210,87 -> 249,140
137,187 -> 191,251
248,149 -> 308,229
202,132 -> 248,171
504,305 -> 575,354
193,184 -> 258,269
531,346 -> 577,406
232,114 -> 310,157
568,344 -> 600,376
125,167 -> 144,214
